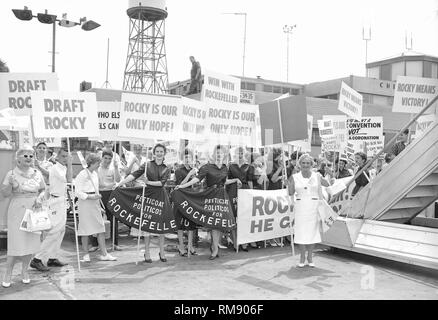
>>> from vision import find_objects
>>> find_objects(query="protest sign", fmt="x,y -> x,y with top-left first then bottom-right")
412,114 -> 436,140
338,81 -> 363,120
289,114 -> 313,152
19,123 -> 62,148
237,189 -> 293,244
201,70 -> 241,108
317,119 -> 334,137
205,102 -> 259,146
259,95 -> 308,145
89,101 -> 121,141
31,91 -> 99,138
321,135 -> 338,152
393,76 -> 438,114
323,115 -> 348,153
240,90 -> 255,104
107,187 -> 177,234
180,97 -> 207,141
347,117 -> 384,156
0,73 -> 58,116
171,187 -> 236,232
119,92 -> 182,141
345,141 -> 356,162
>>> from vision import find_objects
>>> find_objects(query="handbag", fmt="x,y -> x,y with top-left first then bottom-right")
20,208 -> 52,233
316,173 -> 338,233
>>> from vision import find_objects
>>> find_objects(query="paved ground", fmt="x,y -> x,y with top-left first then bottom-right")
0,228 -> 437,300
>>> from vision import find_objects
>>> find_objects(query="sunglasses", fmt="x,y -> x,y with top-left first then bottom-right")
22,154 -> 34,159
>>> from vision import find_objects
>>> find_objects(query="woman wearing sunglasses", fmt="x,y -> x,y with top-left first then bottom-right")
1,146 -> 47,287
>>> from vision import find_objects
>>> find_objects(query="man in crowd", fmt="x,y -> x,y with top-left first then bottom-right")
31,148 -> 71,271
188,56 -> 202,95
391,129 -> 409,156
98,151 -> 122,250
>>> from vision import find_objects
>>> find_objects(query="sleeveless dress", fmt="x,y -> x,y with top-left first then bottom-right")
2,168 -> 45,256
293,171 -> 322,245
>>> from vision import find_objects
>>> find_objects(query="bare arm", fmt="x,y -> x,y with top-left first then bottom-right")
177,177 -> 200,189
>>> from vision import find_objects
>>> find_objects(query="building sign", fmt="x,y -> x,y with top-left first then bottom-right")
240,90 -> 256,104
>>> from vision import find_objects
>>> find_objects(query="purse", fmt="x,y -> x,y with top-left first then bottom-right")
20,208 -> 52,233
317,173 -> 339,233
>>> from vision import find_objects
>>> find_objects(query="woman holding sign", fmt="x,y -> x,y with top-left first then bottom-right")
116,143 -> 171,263
227,147 -> 251,252
288,154 -> 330,268
174,145 -> 240,260
75,153 -> 117,263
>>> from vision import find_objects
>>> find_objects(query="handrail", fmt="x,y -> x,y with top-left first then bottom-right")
330,93 -> 438,203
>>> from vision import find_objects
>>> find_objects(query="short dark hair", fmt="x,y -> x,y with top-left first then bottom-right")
385,153 -> 394,163
355,152 -> 367,162
153,143 -> 167,154
102,151 -> 113,158
35,142 -> 47,148
402,129 -> 409,135
339,159 -> 347,165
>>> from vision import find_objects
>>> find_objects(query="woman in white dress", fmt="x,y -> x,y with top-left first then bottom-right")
75,153 -> 116,262
288,154 -> 330,268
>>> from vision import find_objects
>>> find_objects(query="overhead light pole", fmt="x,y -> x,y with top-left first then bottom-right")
222,12 -> 247,77
362,26 -> 371,76
12,6 -> 100,72
283,24 -> 296,82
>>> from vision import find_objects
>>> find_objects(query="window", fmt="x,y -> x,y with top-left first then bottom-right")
170,89 -> 176,95
263,85 -> 273,92
282,87 -> 290,94
362,93 -> 373,104
391,62 -> 404,81
273,86 -> 282,93
406,61 -> 422,77
246,82 -> 256,91
311,128 -> 321,146
367,67 -> 379,79
291,88 -> 300,95
432,63 -> 438,79
380,64 -> 392,81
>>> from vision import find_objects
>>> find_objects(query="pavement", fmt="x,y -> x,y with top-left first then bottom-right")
0,228 -> 437,300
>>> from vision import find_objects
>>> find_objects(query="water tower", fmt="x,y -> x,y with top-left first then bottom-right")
123,0 -> 169,93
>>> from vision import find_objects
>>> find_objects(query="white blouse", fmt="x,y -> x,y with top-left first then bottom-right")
74,169 -> 99,200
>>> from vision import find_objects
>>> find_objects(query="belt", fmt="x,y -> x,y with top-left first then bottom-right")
50,194 -> 60,198
85,192 -> 95,195
296,198 -> 319,201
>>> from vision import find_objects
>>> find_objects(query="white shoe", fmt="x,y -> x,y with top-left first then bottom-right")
98,254 -> 117,261
22,278 -> 31,284
297,263 -> 306,268
80,254 -> 91,262
308,262 -> 315,268
2,281 -> 11,288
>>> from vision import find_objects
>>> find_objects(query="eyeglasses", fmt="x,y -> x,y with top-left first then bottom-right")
22,154 -> 34,159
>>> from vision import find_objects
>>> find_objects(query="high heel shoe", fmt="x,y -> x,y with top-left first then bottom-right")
209,253 -> 219,260
159,252 -> 167,262
143,254 -> 152,263
22,278 -> 31,284
1,281 -> 11,288
178,249 -> 188,257
188,249 -> 198,256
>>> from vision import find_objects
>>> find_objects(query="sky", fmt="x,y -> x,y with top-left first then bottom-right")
1,0 -> 438,92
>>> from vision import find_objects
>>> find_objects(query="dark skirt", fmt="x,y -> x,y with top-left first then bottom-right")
174,206 -> 198,231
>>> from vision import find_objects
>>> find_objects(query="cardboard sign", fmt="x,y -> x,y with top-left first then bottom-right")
321,134 -> 338,152
240,90 -> 256,104
237,189 -> 294,244
31,91 -> 99,138
205,102 -> 260,146
323,115 -> 348,153
393,76 -> 438,114
88,101 -> 121,141
180,97 -> 207,141
201,70 -> 241,108
338,81 -> 363,120
0,73 -> 58,116
289,114 -> 313,152
412,114 -> 437,140
119,92 -> 182,141
19,121 -> 62,148
347,117 -> 384,157
318,119 -> 334,137
259,95 -> 308,145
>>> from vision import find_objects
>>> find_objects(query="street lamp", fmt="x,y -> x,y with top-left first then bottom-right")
12,6 -> 100,72
283,24 -> 296,82
222,12 -> 247,77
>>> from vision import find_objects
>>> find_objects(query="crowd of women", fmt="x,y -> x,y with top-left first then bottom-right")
1,139 -> 382,288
